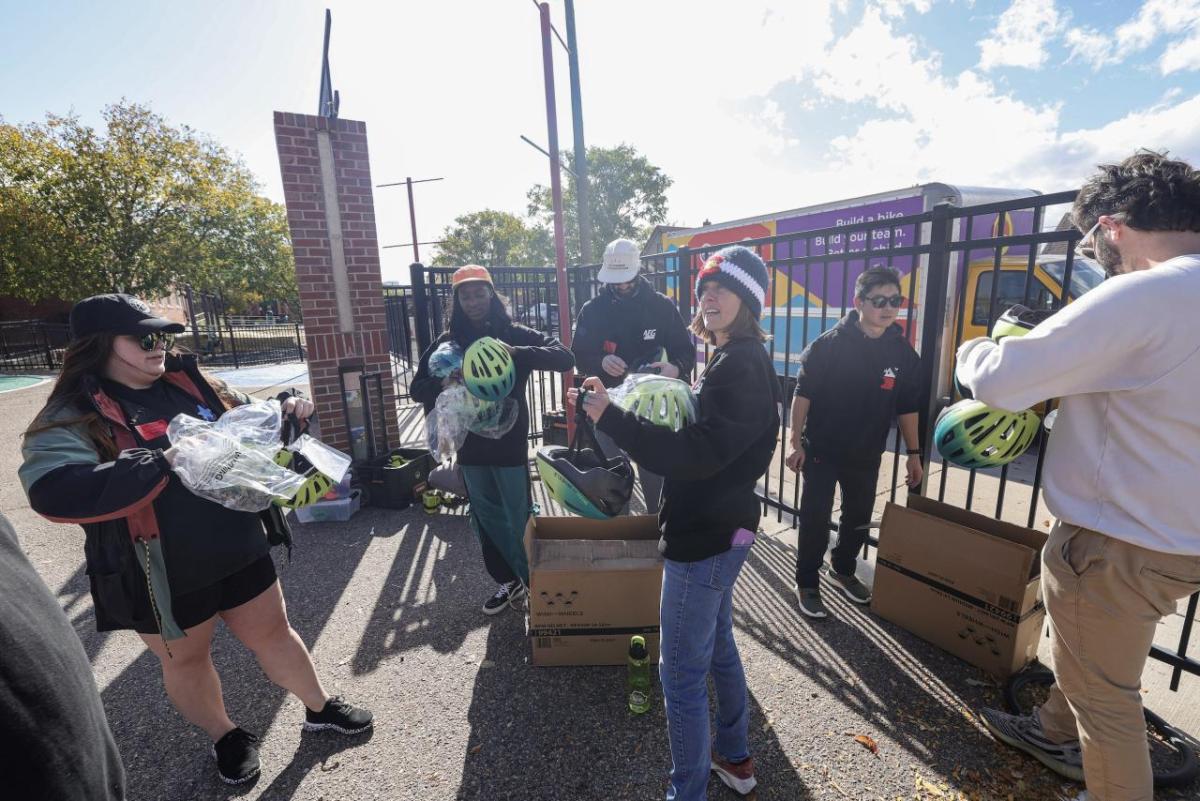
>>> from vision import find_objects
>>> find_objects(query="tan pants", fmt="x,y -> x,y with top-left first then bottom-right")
1036,522 -> 1200,801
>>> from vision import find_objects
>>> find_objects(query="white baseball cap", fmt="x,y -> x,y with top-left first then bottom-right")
596,238 -> 641,284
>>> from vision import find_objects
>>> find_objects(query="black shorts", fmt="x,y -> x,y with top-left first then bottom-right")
131,555 -> 277,634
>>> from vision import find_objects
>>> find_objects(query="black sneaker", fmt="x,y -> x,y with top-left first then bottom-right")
795,587 -> 828,619
303,696 -> 374,735
482,580 -> 526,615
825,567 -> 872,604
979,708 -> 1084,781
212,727 -> 261,785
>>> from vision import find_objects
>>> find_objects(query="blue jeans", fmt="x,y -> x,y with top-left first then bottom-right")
659,546 -> 751,801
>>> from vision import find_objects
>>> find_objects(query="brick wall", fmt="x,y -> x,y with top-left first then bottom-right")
273,112 -> 398,455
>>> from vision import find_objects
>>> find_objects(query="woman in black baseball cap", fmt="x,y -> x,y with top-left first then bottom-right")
19,294 -> 372,785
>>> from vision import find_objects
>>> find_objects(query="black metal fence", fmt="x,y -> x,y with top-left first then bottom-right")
177,323 -> 306,368
400,190 -> 1198,688
639,191 -> 1197,689
0,321 -> 72,373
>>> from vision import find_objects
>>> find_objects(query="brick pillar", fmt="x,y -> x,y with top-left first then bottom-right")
273,112 -> 399,457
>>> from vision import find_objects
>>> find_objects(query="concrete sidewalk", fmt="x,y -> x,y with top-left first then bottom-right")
3,379 -> 1197,801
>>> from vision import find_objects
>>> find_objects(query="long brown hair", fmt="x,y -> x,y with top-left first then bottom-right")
689,303 -> 769,346
24,333 -> 119,458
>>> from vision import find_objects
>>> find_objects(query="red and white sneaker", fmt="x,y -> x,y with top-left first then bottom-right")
711,751 -> 757,795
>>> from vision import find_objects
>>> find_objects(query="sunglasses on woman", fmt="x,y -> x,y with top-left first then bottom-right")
137,332 -> 175,351
862,294 -> 905,309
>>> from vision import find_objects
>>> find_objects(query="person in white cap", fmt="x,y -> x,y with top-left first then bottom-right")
571,238 -> 695,513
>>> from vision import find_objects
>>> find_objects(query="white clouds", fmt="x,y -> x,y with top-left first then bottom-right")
741,4 -> 1200,210
1065,0 -> 1200,74
1064,27 -> 1116,70
798,8 -> 1060,191
1115,0 -> 1199,51
876,0 -> 933,19
978,0 -> 1063,71
1159,28 -> 1200,74
1027,93 -> 1200,189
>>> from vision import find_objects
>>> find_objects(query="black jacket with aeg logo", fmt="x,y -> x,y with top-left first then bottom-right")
794,311 -> 922,466
571,276 -> 696,388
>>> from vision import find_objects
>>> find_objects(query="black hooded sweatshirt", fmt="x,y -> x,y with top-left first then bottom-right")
794,311 -> 922,466
572,276 -> 696,388
598,337 -> 782,562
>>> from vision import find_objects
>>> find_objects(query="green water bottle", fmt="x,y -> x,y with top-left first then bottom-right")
627,635 -> 651,714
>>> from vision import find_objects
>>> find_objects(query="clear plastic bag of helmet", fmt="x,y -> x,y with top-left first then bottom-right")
426,384 -> 518,461
167,399 -> 308,512
608,374 -> 698,432
285,433 -> 351,484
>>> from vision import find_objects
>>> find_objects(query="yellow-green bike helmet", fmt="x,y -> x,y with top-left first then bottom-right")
934,399 -> 1040,469
463,336 -> 516,402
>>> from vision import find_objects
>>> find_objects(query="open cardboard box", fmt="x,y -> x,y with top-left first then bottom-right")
870,495 -> 1048,678
524,515 -> 663,666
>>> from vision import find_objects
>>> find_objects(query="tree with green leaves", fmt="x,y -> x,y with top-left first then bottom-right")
526,143 -> 672,265
431,209 -> 550,267
0,101 -> 296,311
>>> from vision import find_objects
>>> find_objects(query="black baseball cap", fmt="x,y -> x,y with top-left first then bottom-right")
70,294 -> 186,339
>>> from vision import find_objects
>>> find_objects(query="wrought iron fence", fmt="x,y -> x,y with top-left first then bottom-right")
178,323 -> 306,368
0,321 -> 72,373
401,190 -> 1197,688
382,286 -> 420,401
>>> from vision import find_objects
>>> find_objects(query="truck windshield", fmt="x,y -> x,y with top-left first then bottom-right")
1041,257 -> 1104,299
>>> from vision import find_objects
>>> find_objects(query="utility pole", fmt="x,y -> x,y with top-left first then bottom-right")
377,176 -> 444,263
563,0 -> 591,265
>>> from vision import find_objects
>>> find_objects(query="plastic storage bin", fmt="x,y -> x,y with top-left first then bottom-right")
293,489 -> 361,523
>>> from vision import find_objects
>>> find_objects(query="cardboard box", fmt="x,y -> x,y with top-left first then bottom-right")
870,495 -> 1047,678
524,515 -> 663,666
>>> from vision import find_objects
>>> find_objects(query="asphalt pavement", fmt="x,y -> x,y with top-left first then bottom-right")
2,380 -> 1196,801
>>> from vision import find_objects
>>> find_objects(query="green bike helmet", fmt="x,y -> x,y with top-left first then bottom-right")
991,303 -> 1054,341
616,375 -> 697,432
271,411 -> 336,509
536,445 -> 634,519
273,448 -> 335,509
463,336 -> 516,401
934,399 -> 1040,469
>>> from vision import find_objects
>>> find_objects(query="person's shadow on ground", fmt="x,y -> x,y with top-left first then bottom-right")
452,607 -> 813,801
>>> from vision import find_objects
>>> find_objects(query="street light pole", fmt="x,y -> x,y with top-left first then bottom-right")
564,0 -> 591,266
539,1 -> 576,432
540,2 -> 569,348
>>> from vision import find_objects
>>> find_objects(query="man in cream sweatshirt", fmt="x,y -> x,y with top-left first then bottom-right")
957,152 -> 1200,801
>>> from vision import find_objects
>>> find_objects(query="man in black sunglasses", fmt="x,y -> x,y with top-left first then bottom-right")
785,266 -> 923,620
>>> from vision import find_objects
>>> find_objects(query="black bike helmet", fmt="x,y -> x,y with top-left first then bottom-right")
957,304 -> 1057,399
991,303 -> 1054,340
535,391 -> 633,518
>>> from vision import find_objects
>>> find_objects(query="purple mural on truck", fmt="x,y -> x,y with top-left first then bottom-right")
773,195 -> 925,309
769,195 -> 1034,311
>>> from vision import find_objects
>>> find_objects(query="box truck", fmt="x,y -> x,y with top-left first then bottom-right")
647,184 -> 1102,384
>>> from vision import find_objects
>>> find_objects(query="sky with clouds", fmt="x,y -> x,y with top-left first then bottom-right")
4,0 -> 1199,282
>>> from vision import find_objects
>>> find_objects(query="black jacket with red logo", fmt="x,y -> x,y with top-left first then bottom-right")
794,311 -> 922,466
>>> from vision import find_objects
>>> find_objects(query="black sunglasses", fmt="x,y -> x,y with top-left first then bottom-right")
862,294 -> 905,309
137,332 -> 175,352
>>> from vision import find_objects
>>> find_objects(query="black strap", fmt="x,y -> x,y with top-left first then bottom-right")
569,389 -> 610,461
